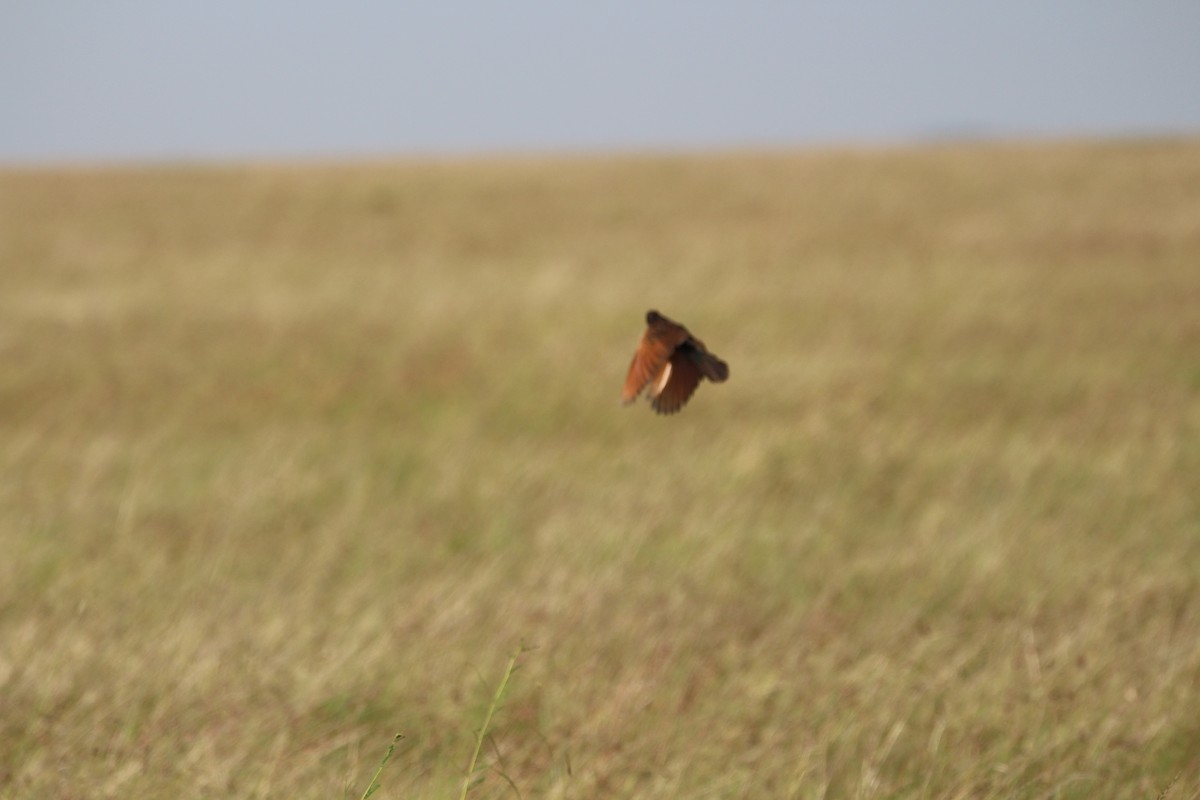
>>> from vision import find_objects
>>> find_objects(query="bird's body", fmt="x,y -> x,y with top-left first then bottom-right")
622,310 -> 729,414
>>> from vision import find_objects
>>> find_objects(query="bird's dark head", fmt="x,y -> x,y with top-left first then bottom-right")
646,310 -> 664,325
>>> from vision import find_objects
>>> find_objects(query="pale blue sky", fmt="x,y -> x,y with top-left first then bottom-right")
3,2 -> 1198,163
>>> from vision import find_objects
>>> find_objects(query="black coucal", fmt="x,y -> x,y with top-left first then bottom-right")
621,310 -> 729,414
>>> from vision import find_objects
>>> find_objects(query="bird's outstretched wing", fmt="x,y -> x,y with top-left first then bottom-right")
649,351 -> 703,415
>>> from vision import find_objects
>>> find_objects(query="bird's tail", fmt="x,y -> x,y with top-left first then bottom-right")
697,352 -> 729,383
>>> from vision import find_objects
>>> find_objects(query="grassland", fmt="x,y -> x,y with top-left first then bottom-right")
1,139 -> 1198,799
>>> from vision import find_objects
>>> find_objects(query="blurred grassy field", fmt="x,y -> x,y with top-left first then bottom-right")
1,139 -> 1199,799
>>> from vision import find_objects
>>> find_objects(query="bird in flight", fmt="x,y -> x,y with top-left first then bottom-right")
622,310 -> 729,415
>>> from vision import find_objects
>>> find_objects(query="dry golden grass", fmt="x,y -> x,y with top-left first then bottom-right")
2,139 -> 1199,799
